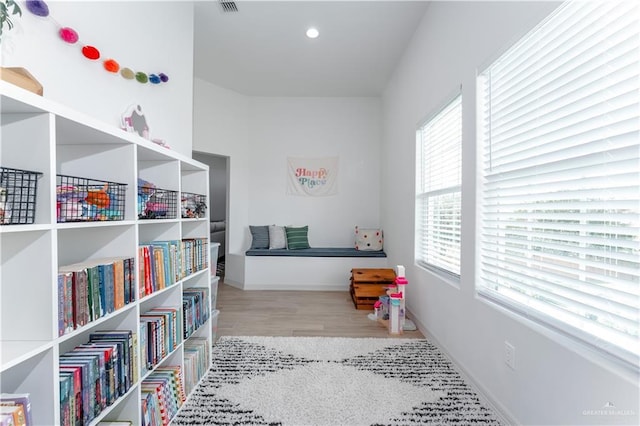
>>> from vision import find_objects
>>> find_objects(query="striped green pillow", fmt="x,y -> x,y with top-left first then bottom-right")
285,226 -> 310,250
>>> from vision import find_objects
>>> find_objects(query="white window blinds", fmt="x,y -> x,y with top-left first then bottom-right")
416,95 -> 462,277
478,0 -> 639,367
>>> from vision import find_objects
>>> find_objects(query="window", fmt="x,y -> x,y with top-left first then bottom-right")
416,94 -> 462,277
478,0 -> 639,367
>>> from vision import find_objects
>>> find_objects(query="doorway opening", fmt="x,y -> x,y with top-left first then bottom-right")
193,151 -> 229,278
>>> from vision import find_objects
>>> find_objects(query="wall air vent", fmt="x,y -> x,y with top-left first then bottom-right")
220,1 -> 238,13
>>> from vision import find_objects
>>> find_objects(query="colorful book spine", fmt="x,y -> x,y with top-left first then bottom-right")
59,374 -> 73,426
57,274 -> 66,337
0,394 -> 32,426
0,405 -> 26,426
141,366 -> 185,425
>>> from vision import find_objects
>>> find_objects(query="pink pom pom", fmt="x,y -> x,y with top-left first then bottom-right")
59,27 -> 79,44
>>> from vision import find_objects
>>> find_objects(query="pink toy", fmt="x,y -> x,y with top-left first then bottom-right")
395,277 -> 408,298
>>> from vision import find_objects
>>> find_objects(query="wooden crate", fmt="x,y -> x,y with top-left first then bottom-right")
350,268 -> 396,310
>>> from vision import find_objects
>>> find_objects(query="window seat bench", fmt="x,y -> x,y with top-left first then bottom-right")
243,248 -> 389,290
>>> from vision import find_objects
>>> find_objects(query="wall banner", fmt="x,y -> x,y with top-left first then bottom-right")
287,157 -> 339,196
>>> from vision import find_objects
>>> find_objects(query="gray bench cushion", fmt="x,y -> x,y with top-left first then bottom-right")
245,247 -> 386,258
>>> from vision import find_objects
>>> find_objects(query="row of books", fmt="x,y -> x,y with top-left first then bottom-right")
183,338 -> 210,395
182,287 -> 211,339
58,257 -> 135,336
141,366 -> 186,426
140,308 -> 182,376
0,394 -> 31,426
138,238 -> 208,299
182,238 -> 208,277
59,330 -> 136,426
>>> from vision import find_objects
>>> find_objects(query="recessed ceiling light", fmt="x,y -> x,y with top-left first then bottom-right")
306,27 -> 319,39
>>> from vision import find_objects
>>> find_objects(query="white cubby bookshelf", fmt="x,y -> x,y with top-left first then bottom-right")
0,81 -> 212,425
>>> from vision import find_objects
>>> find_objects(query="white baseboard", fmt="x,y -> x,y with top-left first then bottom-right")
220,278 -> 244,290
407,309 -> 519,426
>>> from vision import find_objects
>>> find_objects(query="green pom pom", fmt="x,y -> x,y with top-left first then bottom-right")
135,72 -> 148,83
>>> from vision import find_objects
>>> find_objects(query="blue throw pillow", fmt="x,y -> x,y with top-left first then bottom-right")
249,225 -> 270,249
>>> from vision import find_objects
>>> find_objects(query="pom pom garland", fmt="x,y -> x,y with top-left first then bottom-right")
121,68 -> 135,80
26,0 -> 168,86
135,72 -> 149,84
103,59 -> 120,73
26,0 -> 49,17
82,45 -> 100,60
59,27 -> 78,44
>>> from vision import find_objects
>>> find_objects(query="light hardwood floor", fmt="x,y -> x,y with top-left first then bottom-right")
215,281 -> 424,338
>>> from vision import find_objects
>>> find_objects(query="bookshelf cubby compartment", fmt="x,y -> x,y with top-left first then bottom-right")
0,167 -> 44,225
0,81 -> 211,426
56,174 -> 127,223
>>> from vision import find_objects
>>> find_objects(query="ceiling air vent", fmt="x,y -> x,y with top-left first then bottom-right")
219,1 -> 238,13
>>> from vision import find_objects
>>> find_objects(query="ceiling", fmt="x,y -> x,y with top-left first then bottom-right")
193,1 -> 430,97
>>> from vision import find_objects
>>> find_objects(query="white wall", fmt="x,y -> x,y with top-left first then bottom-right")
1,0 -> 194,156
193,85 -> 384,286
193,79 -> 250,286
382,2 -> 639,425
247,97 -> 382,247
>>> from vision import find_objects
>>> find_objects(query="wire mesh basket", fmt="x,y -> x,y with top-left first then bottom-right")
181,192 -> 207,219
0,167 -> 43,225
56,174 -> 127,222
138,187 -> 178,220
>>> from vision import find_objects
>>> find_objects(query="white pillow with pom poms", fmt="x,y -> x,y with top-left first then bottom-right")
355,226 -> 383,251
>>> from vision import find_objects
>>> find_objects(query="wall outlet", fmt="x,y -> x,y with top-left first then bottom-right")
504,341 -> 516,370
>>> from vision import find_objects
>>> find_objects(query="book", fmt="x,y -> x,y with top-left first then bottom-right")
78,342 -> 118,404
0,414 -> 15,426
58,265 -> 89,329
89,330 -> 133,394
57,273 -> 66,337
152,246 -> 165,291
58,366 -> 83,426
61,272 -> 74,335
85,262 -> 103,321
146,307 -> 179,352
112,258 -> 125,310
0,406 -> 25,426
139,245 -> 154,296
143,366 -> 186,425
182,288 -> 210,339
131,331 -> 139,384
183,338 -> 209,393
123,257 -> 133,304
59,370 -> 79,426
140,382 -> 167,426
98,262 -> 115,314
150,241 -> 172,288
73,346 -> 112,408
59,372 -> 73,426
154,366 -> 186,407
0,394 -> 32,426
137,246 -> 146,299
59,355 -> 101,422
139,318 -> 159,367
139,321 -> 149,376
140,391 -> 159,426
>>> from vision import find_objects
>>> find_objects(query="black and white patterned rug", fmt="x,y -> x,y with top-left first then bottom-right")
173,336 -> 503,426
